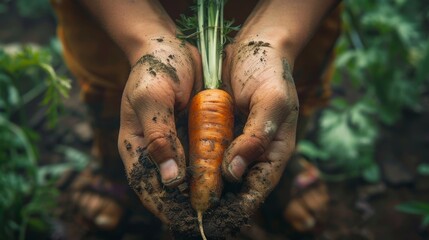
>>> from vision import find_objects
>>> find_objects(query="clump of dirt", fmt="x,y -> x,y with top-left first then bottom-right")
247,40 -> 271,56
167,191 -> 251,240
128,151 -> 251,239
247,40 -> 271,48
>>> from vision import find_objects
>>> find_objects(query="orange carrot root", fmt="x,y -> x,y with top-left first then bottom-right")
189,89 -> 234,237
197,211 -> 207,240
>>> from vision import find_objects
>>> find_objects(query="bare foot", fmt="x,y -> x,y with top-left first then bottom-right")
61,167 -> 130,231
284,158 -> 329,232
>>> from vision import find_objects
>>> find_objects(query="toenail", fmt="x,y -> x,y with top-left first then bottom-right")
304,218 -> 315,230
95,215 -> 114,228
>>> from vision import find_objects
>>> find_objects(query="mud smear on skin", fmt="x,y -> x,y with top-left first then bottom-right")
281,58 -> 299,112
282,58 -> 295,86
133,54 -> 179,83
231,40 -> 272,90
128,151 -> 251,240
124,139 -> 135,157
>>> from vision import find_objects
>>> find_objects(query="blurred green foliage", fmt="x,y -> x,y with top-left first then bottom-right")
0,45 -> 90,239
0,47 -> 70,127
0,0 -> 93,237
0,46 -> 68,239
396,201 -> 429,228
299,0 -> 429,182
0,0 -> 52,18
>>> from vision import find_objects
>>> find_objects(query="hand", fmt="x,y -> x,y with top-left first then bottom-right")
221,35 -> 299,213
117,35 -> 201,223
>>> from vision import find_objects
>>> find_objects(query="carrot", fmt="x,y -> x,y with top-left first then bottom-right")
189,89 -> 233,239
183,0 -> 235,238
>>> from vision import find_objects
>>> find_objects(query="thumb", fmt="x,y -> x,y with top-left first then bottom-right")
138,100 -> 186,187
124,82 -> 187,187
222,88 -> 291,181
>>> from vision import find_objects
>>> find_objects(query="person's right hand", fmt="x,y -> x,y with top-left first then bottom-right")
117,35 -> 202,223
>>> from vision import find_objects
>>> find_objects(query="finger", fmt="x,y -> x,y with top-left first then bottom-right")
235,113 -> 298,214
300,184 -> 329,220
222,85 -> 298,181
284,198 -> 316,232
94,200 -> 123,230
118,131 -> 170,223
120,82 -> 187,188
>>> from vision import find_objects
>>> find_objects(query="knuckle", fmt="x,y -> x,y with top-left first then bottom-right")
146,132 -> 171,159
286,97 -> 299,114
269,87 -> 299,114
126,81 -> 174,105
246,132 -> 270,157
273,90 -> 289,105
126,85 -> 150,104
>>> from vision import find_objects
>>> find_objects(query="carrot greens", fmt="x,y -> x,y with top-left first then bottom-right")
177,0 -> 238,89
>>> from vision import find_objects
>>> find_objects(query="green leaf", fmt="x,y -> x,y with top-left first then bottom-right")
297,140 -> 329,161
16,0 -> 52,19
27,217 -> 48,233
7,84 -> 20,107
396,201 -> 429,215
362,163 -> 380,183
0,4 -> 9,14
422,215 -> 429,228
417,164 -> 429,176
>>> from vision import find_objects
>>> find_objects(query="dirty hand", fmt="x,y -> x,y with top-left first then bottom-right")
221,34 -> 299,214
117,36 -> 201,223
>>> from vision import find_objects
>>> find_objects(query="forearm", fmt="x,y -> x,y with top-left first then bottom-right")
79,0 -> 177,63
237,0 -> 340,64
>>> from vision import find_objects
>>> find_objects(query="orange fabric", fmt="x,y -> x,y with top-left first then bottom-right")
294,5 -> 342,117
51,0 -> 129,172
51,0 -> 130,92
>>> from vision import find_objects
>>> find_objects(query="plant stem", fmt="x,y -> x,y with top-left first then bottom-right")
198,0 -> 223,89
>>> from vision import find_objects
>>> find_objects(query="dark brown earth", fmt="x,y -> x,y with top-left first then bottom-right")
128,148 -> 250,240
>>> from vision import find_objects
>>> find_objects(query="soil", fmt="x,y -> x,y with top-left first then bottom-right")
128,148 -> 250,240
133,54 -> 179,83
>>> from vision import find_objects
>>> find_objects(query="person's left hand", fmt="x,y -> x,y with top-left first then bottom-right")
220,34 -> 299,214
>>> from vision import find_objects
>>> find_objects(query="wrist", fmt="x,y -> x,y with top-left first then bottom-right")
125,32 -> 178,65
234,27 -> 296,67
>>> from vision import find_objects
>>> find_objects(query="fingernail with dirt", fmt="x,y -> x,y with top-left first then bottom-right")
228,155 -> 246,180
160,159 -> 178,184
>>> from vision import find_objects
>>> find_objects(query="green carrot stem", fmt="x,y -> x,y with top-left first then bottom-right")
198,0 -> 223,89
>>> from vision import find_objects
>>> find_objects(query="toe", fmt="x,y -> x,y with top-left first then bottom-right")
94,200 -> 123,230
301,184 -> 329,219
71,191 -> 124,230
284,198 -> 316,232
284,184 -> 329,232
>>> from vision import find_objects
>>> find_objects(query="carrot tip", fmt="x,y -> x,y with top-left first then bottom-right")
197,211 -> 207,240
